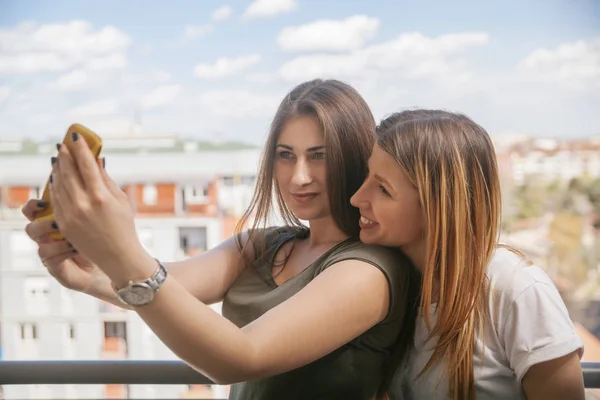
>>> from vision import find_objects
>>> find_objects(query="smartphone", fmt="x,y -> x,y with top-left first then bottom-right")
34,123 -> 103,240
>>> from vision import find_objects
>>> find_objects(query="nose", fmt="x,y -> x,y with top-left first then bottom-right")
350,181 -> 367,208
291,158 -> 312,187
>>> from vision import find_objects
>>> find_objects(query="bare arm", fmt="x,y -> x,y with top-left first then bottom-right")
109,254 -> 391,384
22,198 -> 253,311
521,351 -> 585,400
87,232 -> 252,309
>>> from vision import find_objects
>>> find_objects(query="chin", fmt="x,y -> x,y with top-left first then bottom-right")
288,207 -> 327,222
359,230 -> 376,244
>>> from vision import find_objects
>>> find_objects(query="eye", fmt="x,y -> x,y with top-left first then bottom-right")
311,152 -> 325,160
379,184 -> 391,197
277,151 -> 294,159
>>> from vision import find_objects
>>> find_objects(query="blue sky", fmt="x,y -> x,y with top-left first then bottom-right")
0,0 -> 598,144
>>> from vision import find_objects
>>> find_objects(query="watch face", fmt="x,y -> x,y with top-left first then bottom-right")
119,284 -> 153,306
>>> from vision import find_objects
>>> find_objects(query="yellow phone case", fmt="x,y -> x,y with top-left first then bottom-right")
34,123 -> 103,240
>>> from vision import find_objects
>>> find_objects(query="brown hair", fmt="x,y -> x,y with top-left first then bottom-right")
235,78 -> 376,243
376,109 -> 502,399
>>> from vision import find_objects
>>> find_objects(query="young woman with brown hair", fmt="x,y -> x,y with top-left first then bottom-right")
22,79 -> 419,400
351,109 -> 585,400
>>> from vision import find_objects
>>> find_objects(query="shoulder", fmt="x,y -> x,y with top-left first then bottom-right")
247,225 -> 304,257
327,240 -> 413,267
486,248 -> 583,381
487,247 -> 559,306
323,240 -> 414,278
318,241 -> 418,321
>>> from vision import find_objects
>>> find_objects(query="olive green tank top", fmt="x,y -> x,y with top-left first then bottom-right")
221,227 -> 414,400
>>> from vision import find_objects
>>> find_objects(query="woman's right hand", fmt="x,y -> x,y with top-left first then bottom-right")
22,198 -> 106,294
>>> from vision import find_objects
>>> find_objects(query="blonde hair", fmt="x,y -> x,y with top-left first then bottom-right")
376,109 -> 502,399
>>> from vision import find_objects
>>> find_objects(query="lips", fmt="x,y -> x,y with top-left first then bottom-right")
292,192 -> 318,204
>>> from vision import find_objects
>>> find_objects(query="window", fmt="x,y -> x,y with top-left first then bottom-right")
104,321 -> 127,340
29,186 -> 40,199
142,184 -> 157,205
222,176 -> 235,186
182,185 -> 209,205
24,278 -> 51,315
241,175 -> 256,186
179,227 -> 207,256
20,323 -> 38,340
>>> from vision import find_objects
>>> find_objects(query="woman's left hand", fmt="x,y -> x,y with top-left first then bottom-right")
49,132 -> 154,285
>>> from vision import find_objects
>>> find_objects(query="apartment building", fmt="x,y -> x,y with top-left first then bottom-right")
507,138 -> 600,184
0,149 -> 261,399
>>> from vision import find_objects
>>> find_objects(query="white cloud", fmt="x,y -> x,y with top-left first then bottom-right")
277,15 -> 379,52
245,72 -> 281,84
140,84 -> 182,110
150,69 -> 172,82
184,24 -> 214,38
197,89 -> 282,118
122,69 -> 172,86
49,70 -> 89,92
194,54 -> 261,79
278,32 -> 489,82
518,37 -> 600,86
0,86 -> 11,105
67,98 -> 120,117
85,53 -> 128,70
243,0 -> 297,19
212,5 -> 233,21
0,21 -> 131,75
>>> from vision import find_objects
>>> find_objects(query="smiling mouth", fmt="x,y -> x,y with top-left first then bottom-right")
359,215 -> 378,229
360,216 -> 375,225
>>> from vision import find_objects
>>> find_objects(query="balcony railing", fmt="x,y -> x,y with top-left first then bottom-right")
0,360 -> 598,388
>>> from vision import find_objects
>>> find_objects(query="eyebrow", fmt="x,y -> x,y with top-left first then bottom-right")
276,144 -> 325,152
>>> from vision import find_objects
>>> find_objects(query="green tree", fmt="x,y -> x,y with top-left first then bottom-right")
547,212 -> 588,285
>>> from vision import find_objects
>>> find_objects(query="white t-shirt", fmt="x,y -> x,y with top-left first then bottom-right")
393,247 -> 584,400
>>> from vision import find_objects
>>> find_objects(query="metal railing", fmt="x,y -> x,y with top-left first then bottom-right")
0,360 -> 599,388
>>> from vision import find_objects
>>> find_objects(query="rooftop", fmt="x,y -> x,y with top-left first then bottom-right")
0,149 -> 263,186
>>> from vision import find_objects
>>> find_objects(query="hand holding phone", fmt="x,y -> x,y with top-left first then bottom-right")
34,123 -> 103,240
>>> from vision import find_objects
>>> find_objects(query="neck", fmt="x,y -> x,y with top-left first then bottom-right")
306,216 -> 348,247
401,241 -> 440,302
400,241 -> 426,273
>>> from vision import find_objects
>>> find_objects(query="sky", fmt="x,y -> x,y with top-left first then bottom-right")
0,0 -> 598,144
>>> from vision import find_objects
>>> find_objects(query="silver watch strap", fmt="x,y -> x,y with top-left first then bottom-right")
112,259 -> 168,292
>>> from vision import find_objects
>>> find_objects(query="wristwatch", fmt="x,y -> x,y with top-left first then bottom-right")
112,259 -> 168,307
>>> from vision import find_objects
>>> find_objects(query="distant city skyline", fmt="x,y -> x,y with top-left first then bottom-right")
0,0 -> 599,144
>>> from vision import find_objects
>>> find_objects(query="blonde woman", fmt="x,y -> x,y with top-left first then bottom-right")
350,109 -> 585,399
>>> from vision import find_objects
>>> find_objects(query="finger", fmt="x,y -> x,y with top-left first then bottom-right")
25,219 -> 60,242
43,253 -> 73,278
38,240 -> 76,262
55,143 -> 85,202
21,199 -> 49,222
71,131 -> 107,198
48,168 -> 67,228
97,157 -> 122,198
